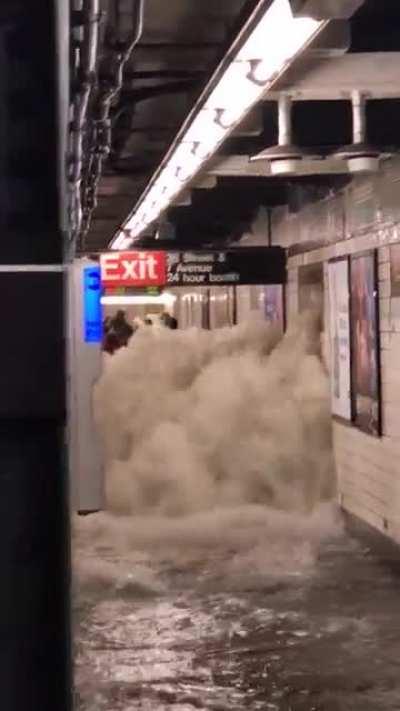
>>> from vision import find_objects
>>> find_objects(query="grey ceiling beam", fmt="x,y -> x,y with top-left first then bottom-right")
289,0 -> 364,19
207,154 -> 351,178
307,20 -> 351,56
193,176 -> 218,189
269,52 -> 400,101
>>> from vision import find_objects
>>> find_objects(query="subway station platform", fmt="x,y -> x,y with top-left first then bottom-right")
3,2 -> 400,710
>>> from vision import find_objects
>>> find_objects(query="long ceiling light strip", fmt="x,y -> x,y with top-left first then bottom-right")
101,293 -> 177,306
112,0 -> 327,249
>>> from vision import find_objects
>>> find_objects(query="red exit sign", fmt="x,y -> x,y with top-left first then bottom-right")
100,251 -> 167,287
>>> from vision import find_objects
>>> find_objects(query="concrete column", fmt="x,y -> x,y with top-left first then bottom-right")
0,1 -> 71,710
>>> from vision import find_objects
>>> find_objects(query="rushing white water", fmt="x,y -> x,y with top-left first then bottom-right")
94,310 -> 335,520
73,310 -> 340,596
74,311 -> 343,711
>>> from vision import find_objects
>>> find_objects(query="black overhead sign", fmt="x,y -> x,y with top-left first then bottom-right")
165,247 -> 286,287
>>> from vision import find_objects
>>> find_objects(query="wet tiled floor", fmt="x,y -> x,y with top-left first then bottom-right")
74,511 -> 400,710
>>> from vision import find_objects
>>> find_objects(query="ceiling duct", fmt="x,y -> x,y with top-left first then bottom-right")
250,94 -> 320,174
333,90 -> 381,173
289,0 -> 365,20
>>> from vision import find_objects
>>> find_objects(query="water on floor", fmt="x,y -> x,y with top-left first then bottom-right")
74,508 -> 400,711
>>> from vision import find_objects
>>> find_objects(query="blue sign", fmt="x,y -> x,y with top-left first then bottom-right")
83,266 -> 102,343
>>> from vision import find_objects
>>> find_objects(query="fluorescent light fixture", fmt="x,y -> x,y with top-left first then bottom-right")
112,235 -> 123,249
183,110 -> 225,144
236,0 -> 320,63
112,0 -> 326,247
204,61 -> 261,114
101,292 -> 177,307
112,232 -> 132,250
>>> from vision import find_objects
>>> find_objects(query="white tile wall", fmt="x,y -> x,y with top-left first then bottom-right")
274,165 -> 400,543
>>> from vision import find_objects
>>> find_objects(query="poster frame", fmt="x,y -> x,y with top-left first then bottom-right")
349,249 -> 382,438
390,243 -> 400,298
328,256 -> 353,425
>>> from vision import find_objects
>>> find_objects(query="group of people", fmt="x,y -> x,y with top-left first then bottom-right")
102,309 -> 177,355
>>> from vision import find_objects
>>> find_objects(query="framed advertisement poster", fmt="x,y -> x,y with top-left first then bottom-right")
264,284 -> 285,333
390,243 -> 400,297
350,251 -> 381,437
328,259 -> 351,420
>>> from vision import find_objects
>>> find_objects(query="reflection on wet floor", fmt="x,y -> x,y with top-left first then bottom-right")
75,515 -> 400,711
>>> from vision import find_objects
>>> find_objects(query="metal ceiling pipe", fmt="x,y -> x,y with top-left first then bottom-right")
70,0 -> 100,179
278,94 -> 293,146
97,0 -> 145,122
69,0 -> 100,237
352,89 -> 366,144
333,89 -> 381,173
80,0 -> 145,245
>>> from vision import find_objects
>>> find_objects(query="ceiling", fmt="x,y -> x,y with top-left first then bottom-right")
74,0 -> 258,252
72,0 -> 400,254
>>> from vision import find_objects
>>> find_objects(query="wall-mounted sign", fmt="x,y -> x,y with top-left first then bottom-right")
166,247 -> 286,287
100,247 -> 286,289
83,266 -> 102,343
100,251 -> 166,288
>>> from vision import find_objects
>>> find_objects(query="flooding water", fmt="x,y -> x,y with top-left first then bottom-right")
75,317 -> 400,709
74,511 -> 400,711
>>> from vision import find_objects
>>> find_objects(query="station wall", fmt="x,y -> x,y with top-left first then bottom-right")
236,285 -> 267,322
176,287 -> 210,329
175,285 -> 283,330
270,156 -> 400,543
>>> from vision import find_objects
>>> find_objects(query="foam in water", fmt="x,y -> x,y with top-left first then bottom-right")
75,311 -> 340,590
94,310 -> 335,518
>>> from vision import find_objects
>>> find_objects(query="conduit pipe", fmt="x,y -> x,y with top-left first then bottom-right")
80,0 -> 145,246
250,94 -> 320,175
333,89 -> 380,173
69,0 -> 101,239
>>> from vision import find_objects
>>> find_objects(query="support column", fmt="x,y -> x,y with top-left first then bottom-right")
0,1 -> 71,710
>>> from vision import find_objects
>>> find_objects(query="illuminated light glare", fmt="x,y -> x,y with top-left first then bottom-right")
122,212 -> 146,232
101,292 -> 177,307
216,105 -> 246,129
236,0 -> 321,63
141,208 -> 158,225
183,109 -> 225,144
119,237 -> 132,249
192,141 -> 216,160
157,168 -> 182,190
180,137 -> 220,161
146,178 -> 181,205
204,61 -> 260,113
146,183 -> 180,213
124,219 -> 139,232
167,143 -> 205,175
116,0 -> 325,243
113,232 -> 129,250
